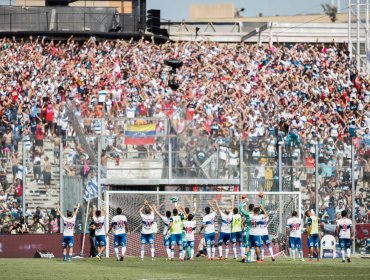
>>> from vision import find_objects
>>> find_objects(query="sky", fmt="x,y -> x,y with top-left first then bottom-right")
147,0 -> 346,21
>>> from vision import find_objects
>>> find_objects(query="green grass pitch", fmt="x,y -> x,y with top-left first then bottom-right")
2,257 -> 369,280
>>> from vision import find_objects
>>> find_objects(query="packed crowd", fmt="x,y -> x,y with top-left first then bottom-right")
0,35 -> 369,233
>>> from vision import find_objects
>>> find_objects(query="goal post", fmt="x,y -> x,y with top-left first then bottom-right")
105,191 -> 302,258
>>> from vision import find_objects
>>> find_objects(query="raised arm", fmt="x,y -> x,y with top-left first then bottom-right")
213,199 -> 222,214
73,203 -> 80,218
56,204 -> 64,219
152,204 -> 164,219
260,204 -> 268,218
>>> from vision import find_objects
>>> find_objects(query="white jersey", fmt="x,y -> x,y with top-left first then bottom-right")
140,212 -> 155,234
112,215 -> 127,235
250,214 -> 264,236
336,218 -> 352,239
202,212 -> 216,234
220,212 -> 232,233
286,217 -> 302,238
259,216 -> 269,236
93,216 -> 106,236
161,216 -> 171,235
62,216 -> 76,237
183,220 -> 196,241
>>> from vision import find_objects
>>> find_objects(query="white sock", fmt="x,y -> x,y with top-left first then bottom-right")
121,247 -> 126,257
261,247 -> 265,259
140,245 -> 145,259
341,249 -> 345,260
218,246 -> 223,257
299,251 -> 304,259
268,246 -> 274,258
251,247 -> 256,260
190,249 -> 194,259
114,248 -> 119,259
211,247 -> 215,258
225,247 -> 229,258
171,250 -> 174,259
346,248 -> 351,259
206,248 -> 211,258
233,244 -> 237,258
240,246 -> 246,257
291,249 -> 295,259
150,247 -> 155,258
166,247 -> 171,259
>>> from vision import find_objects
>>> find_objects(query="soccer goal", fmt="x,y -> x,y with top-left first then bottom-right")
105,191 -> 301,258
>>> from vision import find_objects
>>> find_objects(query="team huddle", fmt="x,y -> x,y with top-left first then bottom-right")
57,193 -> 354,263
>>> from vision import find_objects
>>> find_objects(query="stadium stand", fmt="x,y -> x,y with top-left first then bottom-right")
0,35 -> 368,237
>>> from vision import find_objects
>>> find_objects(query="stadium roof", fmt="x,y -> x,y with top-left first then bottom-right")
189,12 -> 356,24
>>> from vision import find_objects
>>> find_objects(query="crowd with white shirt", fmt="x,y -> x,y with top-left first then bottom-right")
0,36 -> 368,233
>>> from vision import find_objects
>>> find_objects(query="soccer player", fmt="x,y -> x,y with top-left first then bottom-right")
183,214 -> 196,260
199,202 -> 216,260
152,205 -> 172,260
286,211 -> 305,261
249,206 -> 264,263
139,200 -> 155,260
305,209 -> 320,262
56,203 -> 80,262
167,208 -> 184,261
93,207 -> 107,261
239,196 -> 251,263
107,207 -> 128,261
231,207 -> 244,260
213,199 -> 233,259
336,210 -> 353,263
259,204 -> 275,261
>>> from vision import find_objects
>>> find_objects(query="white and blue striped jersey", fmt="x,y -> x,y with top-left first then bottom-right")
62,216 -> 76,237
93,216 -> 106,236
112,215 -> 127,235
250,214 -> 264,236
202,212 -> 216,234
219,212 -> 232,233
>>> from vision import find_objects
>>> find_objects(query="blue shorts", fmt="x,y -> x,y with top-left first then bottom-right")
62,236 -> 74,248
184,240 -> 194,249
231,231 -> 243,243
205,232 -> 216,246
339,238 -> 351,249
170,233 -> 182,246
308,234 -> 320,248
261,235 -> 271,246
249,235 -> 262,247
114,234 -> 127,248
164,236 -> 171,247
96,235 -> 107,247
218,232 -> 231,245
289,237 -> 302,250
141,233 -> 154,245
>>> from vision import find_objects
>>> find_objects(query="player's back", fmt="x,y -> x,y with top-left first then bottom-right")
203,212 -> 216,234
62,216 -> 76,236
337,218 -> 352,239
220,212 -> 232,233
259,215 -> 269,236
308,215 -> 319,235
161,216 -> 170,235
112,214 -> 127,235
93,216 -> 105,236
250,214 -> 263,236
140,212 -> 154,234
231,213 -> 242,233
183,220 -> 196,241
170,215 -> 183,235
287,217 -> 301,238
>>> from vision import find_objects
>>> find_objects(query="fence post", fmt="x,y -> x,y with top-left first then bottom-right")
97,136 -> 102,209
278,144 -> 283,234
59,139 -> 64,232
168,136 -> 172,181
22,140 -> 26,215
351,140 -> 356,253
239,138 -> 243,192
315,142 -> 319,215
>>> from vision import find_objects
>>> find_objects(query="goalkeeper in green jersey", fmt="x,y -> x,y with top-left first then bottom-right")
239,192 -> 265,263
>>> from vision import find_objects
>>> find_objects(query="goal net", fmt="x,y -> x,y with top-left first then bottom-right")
105,191 -> 301,258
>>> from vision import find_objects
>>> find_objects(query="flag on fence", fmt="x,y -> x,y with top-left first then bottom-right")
124,123 -> 156,145
83,178 -> 105,201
